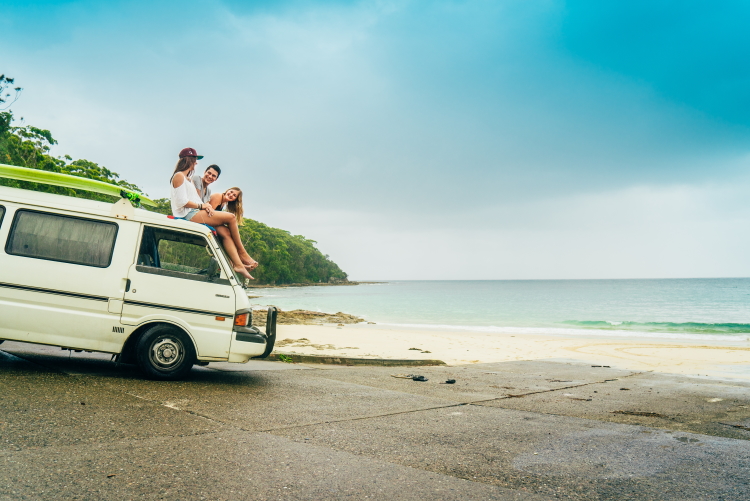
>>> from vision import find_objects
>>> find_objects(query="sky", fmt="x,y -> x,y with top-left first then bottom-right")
2,0 -> 749,280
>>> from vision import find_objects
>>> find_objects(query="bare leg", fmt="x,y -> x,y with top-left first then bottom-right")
215,226 -> 254,280
194,212 -> 256,268
217,224 -> 257,270
193,212 -> 253,279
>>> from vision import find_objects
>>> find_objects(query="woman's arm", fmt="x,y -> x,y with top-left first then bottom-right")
209,192 -> 223,210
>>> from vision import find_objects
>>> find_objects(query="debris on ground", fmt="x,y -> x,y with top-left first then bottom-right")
391,373 -> 429,381
612,410 -> 669,418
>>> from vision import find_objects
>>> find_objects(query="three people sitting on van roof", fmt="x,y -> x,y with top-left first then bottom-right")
170,148 -> 258,280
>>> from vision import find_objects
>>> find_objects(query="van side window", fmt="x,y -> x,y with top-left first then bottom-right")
6,210 -> 118,267
136,226 -> 225,283
0,206 -> 4,228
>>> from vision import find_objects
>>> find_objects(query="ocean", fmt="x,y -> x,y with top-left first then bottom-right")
247,278 -> 750,342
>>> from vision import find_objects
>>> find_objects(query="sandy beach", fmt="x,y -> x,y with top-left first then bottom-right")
274,322 -> 750,381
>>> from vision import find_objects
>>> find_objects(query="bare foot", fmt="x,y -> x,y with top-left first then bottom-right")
240,254 -> 257,267
234,265 -> 254,280
242,257 -> 258,270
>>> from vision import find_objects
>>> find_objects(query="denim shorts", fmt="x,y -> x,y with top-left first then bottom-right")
183,209 -> 200,221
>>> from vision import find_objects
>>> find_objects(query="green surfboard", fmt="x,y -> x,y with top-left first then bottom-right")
0,163 -> 156,207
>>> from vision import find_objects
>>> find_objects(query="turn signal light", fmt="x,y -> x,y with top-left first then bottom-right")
234,313 -> 249,327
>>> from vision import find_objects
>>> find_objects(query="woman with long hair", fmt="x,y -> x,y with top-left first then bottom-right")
209,187 -> 244,221
207,187 -> 257,275
170,149 -> 257,279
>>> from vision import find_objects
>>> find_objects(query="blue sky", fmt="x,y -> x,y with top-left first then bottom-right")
2,0 -> 749,279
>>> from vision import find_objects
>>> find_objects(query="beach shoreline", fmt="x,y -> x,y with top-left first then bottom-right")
272,322 -> 750,381
246,280 -> 384,289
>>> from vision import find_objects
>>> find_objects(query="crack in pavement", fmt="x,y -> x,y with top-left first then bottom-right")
251,372 -> 646,433
1,349 -> 645,438
466,372 -> 643,405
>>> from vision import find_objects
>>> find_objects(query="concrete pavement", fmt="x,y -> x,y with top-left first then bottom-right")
1,341 -> 748,500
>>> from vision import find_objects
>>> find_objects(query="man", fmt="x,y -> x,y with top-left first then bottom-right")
192,164 -> 221,203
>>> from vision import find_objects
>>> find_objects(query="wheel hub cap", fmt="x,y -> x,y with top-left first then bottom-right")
152,338 -> 181,367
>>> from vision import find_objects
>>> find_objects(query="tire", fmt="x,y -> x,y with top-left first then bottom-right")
254,307 -> 277,359
136,325 -> 195,380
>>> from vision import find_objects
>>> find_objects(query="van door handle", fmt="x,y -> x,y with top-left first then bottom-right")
125,279 -> 131,292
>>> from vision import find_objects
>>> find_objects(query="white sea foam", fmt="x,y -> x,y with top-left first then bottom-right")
377,322 -> 750,342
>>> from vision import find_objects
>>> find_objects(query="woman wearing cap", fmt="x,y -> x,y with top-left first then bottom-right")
170,148 -> 258,279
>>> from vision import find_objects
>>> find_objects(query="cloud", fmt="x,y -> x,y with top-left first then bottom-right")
1,0 -> 749,279
266,179 -> 750,280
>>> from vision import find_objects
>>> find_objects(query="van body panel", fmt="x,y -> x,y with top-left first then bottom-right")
0,203 -> 139,352
0,289 -> 132,352
233,285 -> 251,311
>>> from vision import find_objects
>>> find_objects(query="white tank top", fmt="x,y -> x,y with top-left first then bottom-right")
170,174 -> 203,218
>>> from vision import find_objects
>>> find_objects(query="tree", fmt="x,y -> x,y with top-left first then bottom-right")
0,74 -> 348,284
0,74 -> 22,111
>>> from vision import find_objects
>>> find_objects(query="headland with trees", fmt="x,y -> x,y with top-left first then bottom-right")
0,74 -> 349,285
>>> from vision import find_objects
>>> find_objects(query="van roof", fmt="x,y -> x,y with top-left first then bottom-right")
0,185 -> 211,235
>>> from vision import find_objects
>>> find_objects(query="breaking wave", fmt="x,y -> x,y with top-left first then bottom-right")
561,320 -> 750,335
377,322 -> 750,341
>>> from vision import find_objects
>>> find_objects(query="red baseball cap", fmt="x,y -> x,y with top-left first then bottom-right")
179,147 -> 204,159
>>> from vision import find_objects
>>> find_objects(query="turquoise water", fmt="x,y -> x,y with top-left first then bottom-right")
247,278 -> 750,341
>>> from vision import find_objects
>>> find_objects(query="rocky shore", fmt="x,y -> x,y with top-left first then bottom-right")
252,309 -> 366,326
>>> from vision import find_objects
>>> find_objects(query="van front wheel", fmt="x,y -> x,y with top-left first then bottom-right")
136,325 -> 195,380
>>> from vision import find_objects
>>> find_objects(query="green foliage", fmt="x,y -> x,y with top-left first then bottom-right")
0,78 -> 348,286
240,219 -> 348,285
158,240 -> 213,275
0,110 -> 142,203
151,197 -> 172,215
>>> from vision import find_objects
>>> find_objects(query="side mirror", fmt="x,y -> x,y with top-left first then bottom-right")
207,257 -> 220,281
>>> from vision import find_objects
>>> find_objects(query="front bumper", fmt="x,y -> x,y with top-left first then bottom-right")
228,325 -> 268,361
233,325 -> 267,344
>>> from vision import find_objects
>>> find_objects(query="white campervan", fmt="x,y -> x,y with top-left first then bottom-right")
0,185 -> 276,380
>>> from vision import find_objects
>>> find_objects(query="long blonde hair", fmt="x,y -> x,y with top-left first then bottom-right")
224,187 -> 244,226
